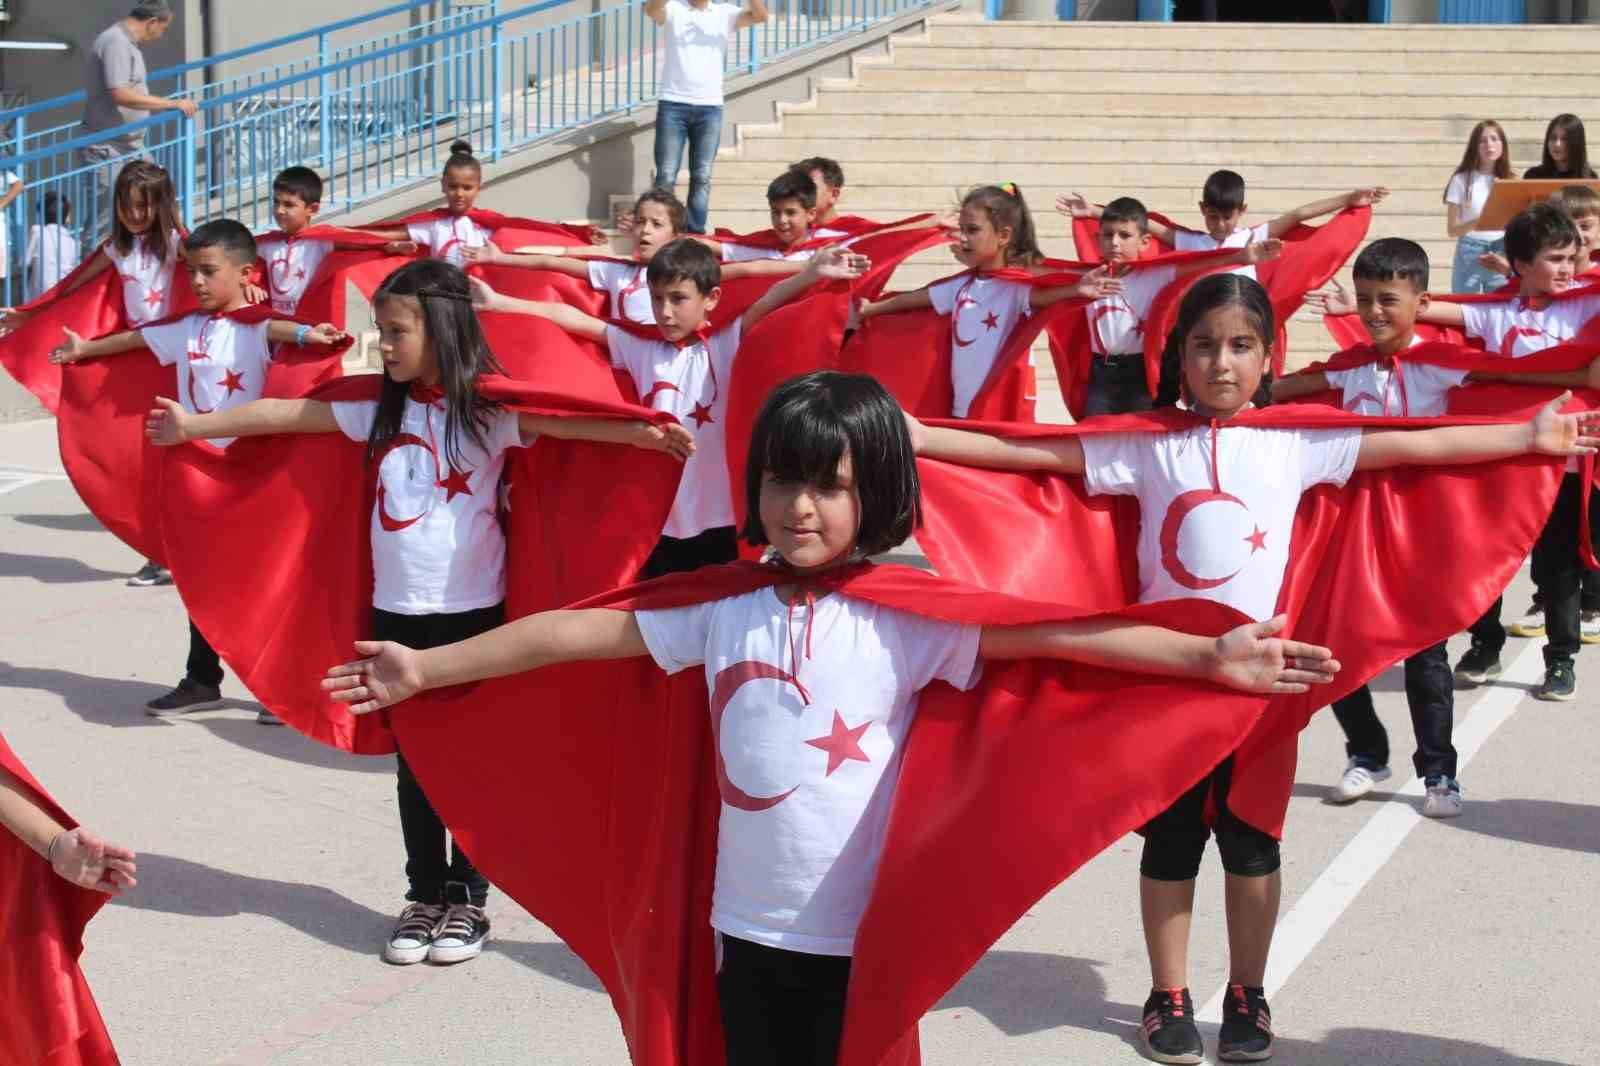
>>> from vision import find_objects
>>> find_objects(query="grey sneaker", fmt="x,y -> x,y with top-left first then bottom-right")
145,678 -> 223,716
1421,777 -> 1463,819
126,561 -> 172,587
1534,662 -> 1576,702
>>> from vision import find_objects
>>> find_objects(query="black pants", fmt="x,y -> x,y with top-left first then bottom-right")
641,524 -> 739,579
1331,641 -> 1456,780
1084,354 -> 1154,417
186,620 -> 224,688
718,936 -> 852,1066
373,603 -> 505,908
1139,758 -> 1280,881
1531,474 -> 1586,668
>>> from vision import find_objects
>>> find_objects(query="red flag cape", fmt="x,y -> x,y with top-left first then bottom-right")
711,214 -> 934,253
1321,281 -> 1600,352
56,304 -> 350,563
361,208 -> 598,250
158,344 -> 685,753
0,732 -> 119,1066
388,558 -> 1272,1066
254,226 -> 404,330
911,403 -> 1569,838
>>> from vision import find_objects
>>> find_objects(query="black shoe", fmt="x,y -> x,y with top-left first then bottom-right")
427,881 -> 490,964
1140,987 -> 1203,1065
1452,642 -> 1502,689
126,561 -> 172,587
145,677 -> 224,716
1534,661 -> 1576,702
1218,983 -> 1274,1062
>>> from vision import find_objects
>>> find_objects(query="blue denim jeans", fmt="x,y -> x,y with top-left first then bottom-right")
1451,234 -> 1506,294
653,100 -> 722,234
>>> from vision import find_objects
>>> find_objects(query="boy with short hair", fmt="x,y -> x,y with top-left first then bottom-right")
694,169 -> 847,262
48,219 -> 346,718
471,237 -> 867,574
795,156 -> 846,226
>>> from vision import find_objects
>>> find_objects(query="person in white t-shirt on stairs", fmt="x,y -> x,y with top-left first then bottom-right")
1444,120 -> 1513,294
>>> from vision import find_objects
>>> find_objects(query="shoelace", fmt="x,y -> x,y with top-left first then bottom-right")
394,903 -> 443,939
1153,988 -> 1190,1020
435,903 -> 485,942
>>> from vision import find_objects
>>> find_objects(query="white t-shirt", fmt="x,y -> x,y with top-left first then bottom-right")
927,273 -> 1033,417
1173,222 -> 1268,280
26,223 -> 81,301
105,231 -> 180,326
1445,170 -> 1503,242
0,171 -> 19,276
720,228 -> 848,263
1088,263 -> 1179,356
636,587 -> 981,954
332,398 -> 525,614
1082,424 -> 1363,620
1459,293 -> 1600,359
587,259 -> 655,325
141,313 -> 275,448
1325,339 -> 1467,418
658,0 -> 742,106
606,321 -> 741,539
259,234 -> 334,316
407,214 -> 493,268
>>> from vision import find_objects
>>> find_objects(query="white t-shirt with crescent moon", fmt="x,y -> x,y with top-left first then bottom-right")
927,273 -> 1033,417
1082,425 -> 1362,620
141,313 -> 274,448
1325,339 -> 1467,418
104,231 -> 180,326
636,588 -> 981,955
408,214 -> 493,268
257,234 -> 335,315
587,259 -> 654,325
1087,263 -> 1179,356
332,397 -> 524,614
1458,293 -> 1600,360
1172,222 -> 1269,280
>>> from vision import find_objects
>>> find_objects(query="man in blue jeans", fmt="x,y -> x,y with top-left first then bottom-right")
646,0 -> 768,233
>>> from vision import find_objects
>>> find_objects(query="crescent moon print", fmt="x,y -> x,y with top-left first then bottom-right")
709,660 -> 805,812
1159,488 -> 1251,591
376,433 -> 438,533
185,369 -> 215,416
951,294 -> 979,348
642,381 -> 681,406
1498,325 -> 1547,358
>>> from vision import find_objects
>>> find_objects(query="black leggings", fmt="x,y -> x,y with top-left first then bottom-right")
718,936 -> 852,1066
186,619 -> 224,687
1140,758 -> 1280,881
373,603 -> 505,907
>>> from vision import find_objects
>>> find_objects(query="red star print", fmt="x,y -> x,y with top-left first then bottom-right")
437,466 -> 473,501
144,287 -> 165,309
981,310 -> 1000,331
804,711 -> 872,777
220,368 -> 246,395
294,267 -> 307,281
1244,526 -> 1268,554
689,401 -> 714,428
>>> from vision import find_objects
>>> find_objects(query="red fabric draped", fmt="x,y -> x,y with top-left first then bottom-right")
0,732 -> 119,1066
361,208 -> 599,249
255,226 -> 412,331
711,213 -> 934,252
1321,281 -> 1600,352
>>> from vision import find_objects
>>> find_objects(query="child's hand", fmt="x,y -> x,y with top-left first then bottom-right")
0,307 -> 30,336
631,420 -> 695,461
1477,251 -> 1511,277
384,240 -> 419,256
616,210 -> 636,234
145,397 -> 194,446
589,227 -> 609,246
1347,186 -> 1390,208
1071,264 -> 1122,300
1054,192 -> 1094,219
1243,238 -> 1284,265
462,243 -> 502,265
807,245 -> 871,281
48,327 -> 87,364
933,208 -> 960,234
305,323 -> 347,346
48,828 -> 137,896
1212,615 -> 1339,695
243,282 -> 268,305
467,276 -> 503,312
1304,278 -> 1356,317
1527,391 -> 1600,456
902,410 -> 927,454
323,640 -> 425,714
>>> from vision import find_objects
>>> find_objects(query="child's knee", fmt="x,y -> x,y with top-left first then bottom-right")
1140,826 -> 1211,881
1215,820 -> 1281,878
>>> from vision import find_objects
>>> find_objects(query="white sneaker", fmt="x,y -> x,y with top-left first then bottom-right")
1422,778 -> 1463,819
428,903 -> 490,964
1582,610 -> 1600,645
384,902 -> 445,965
1508,604 -> 1545,638
1331,759 -> 1392,803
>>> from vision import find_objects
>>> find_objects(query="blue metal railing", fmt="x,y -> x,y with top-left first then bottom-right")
0,0 -> 929,306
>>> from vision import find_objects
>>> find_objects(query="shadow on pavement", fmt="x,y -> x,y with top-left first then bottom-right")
10,512 -> 107,534
1289,783 -> 1599,854
487,939 -> 605,992
196,716 -> 395,775
2,661 -> 176,728
0,551 -> 128,583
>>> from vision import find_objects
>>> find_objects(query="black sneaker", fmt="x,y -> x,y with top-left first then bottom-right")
428,881 -> 490,964
1218,983 -> 1274,1062
1534,661 -> 1576,702
126,561 -> 172,587
383,901 -> 445,965
1452,643 -> 1502,689
1139,987 -> 1203,1065
145,678 -> 224,716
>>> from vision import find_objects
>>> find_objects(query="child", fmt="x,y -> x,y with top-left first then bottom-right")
257,166 -> 416,315
1057,171 -> 1386,280
1272,238 -> 1467,816
696,169 -> 847,262
49,220 -> 346,722
909,273 -> 1597,1064
319,368 -> 1340,1065
26,192 -> 81,302
144,258 -> 692,966
854,183 -> 1117,418
471,237 -> 864,576
363,141 -> 494,268
796,155 -> 845,226
1479,185 -> 1600,281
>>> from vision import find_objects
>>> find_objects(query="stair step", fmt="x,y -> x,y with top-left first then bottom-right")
851,66 -> 1600,95
728,137 -> 1507,166
710,161 -> 1459,186
888,43 -> 1600,72
764,112 -> 1547,142
920,18 -> 1600,52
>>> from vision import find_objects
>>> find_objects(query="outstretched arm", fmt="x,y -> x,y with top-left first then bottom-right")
740,245 -> 870,334
461,245 -> 592,277
518,413 -> 695,460
323,608 -> 649,714
1173,238 -> 1283,283
145,396 -> 340,446
361,226 -> 412,243
1355,391 -> 1600,470
857,287 -> 934,322
723,258 -> 808,279
1270,369 -> 1331,403
468,277 -> 608,342
0,765 -> 137,895
48,327 -> 143,364
980,613 -> 1338,695
1031,264 -> 1122,309
1264,186 -> 1388,239
908,411 -> 1085,474
265,320 -> 348,347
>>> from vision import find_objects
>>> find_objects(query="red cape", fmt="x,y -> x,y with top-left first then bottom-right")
0,732 -> 119,1066
56,304 -> 349,563
391,559 -> 1273,1066
912,403 -> 1570,838
1322,281 -> 1600,352
711,213 -> 933,253
254,226 -> 405,330
363,208 -> 598,250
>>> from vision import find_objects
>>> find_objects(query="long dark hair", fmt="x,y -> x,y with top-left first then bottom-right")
1155,273 -> 1276,409
1529,114 -> 1596,179
1445,120 -> 1512,199
961,183 -> 1045,268
367,260 -> 505,469
110,160 -> 179,263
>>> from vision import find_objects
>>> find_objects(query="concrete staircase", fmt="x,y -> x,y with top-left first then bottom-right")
705,16 -> 1600,410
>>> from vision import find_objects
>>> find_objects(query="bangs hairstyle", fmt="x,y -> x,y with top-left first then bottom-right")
1352,237 -> 1430,291
43,190 -> 70,226
1505,203 -> 1579,271
184,219 -> 257,266
742,371 -> 920,557
1201,169 -> 1247,213
961,183 -> 1044,267
111,160 -> 179,263
1101,196 -> 1149,234
645,237 -> 720,295
795,156 -> 845,191
1447,120 -> 1513,193
444,139 -> 482,179
1155,273 -> 1276,408
273,166 -> 324,206
1534,114 -> 1596,179
767,168 -> 817,209
368,260 -> 506,469
1549,183 -> 1600,221
632,188 -> 688,234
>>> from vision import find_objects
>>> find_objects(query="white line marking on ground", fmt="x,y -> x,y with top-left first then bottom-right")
1196,638 -> 1546,1024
